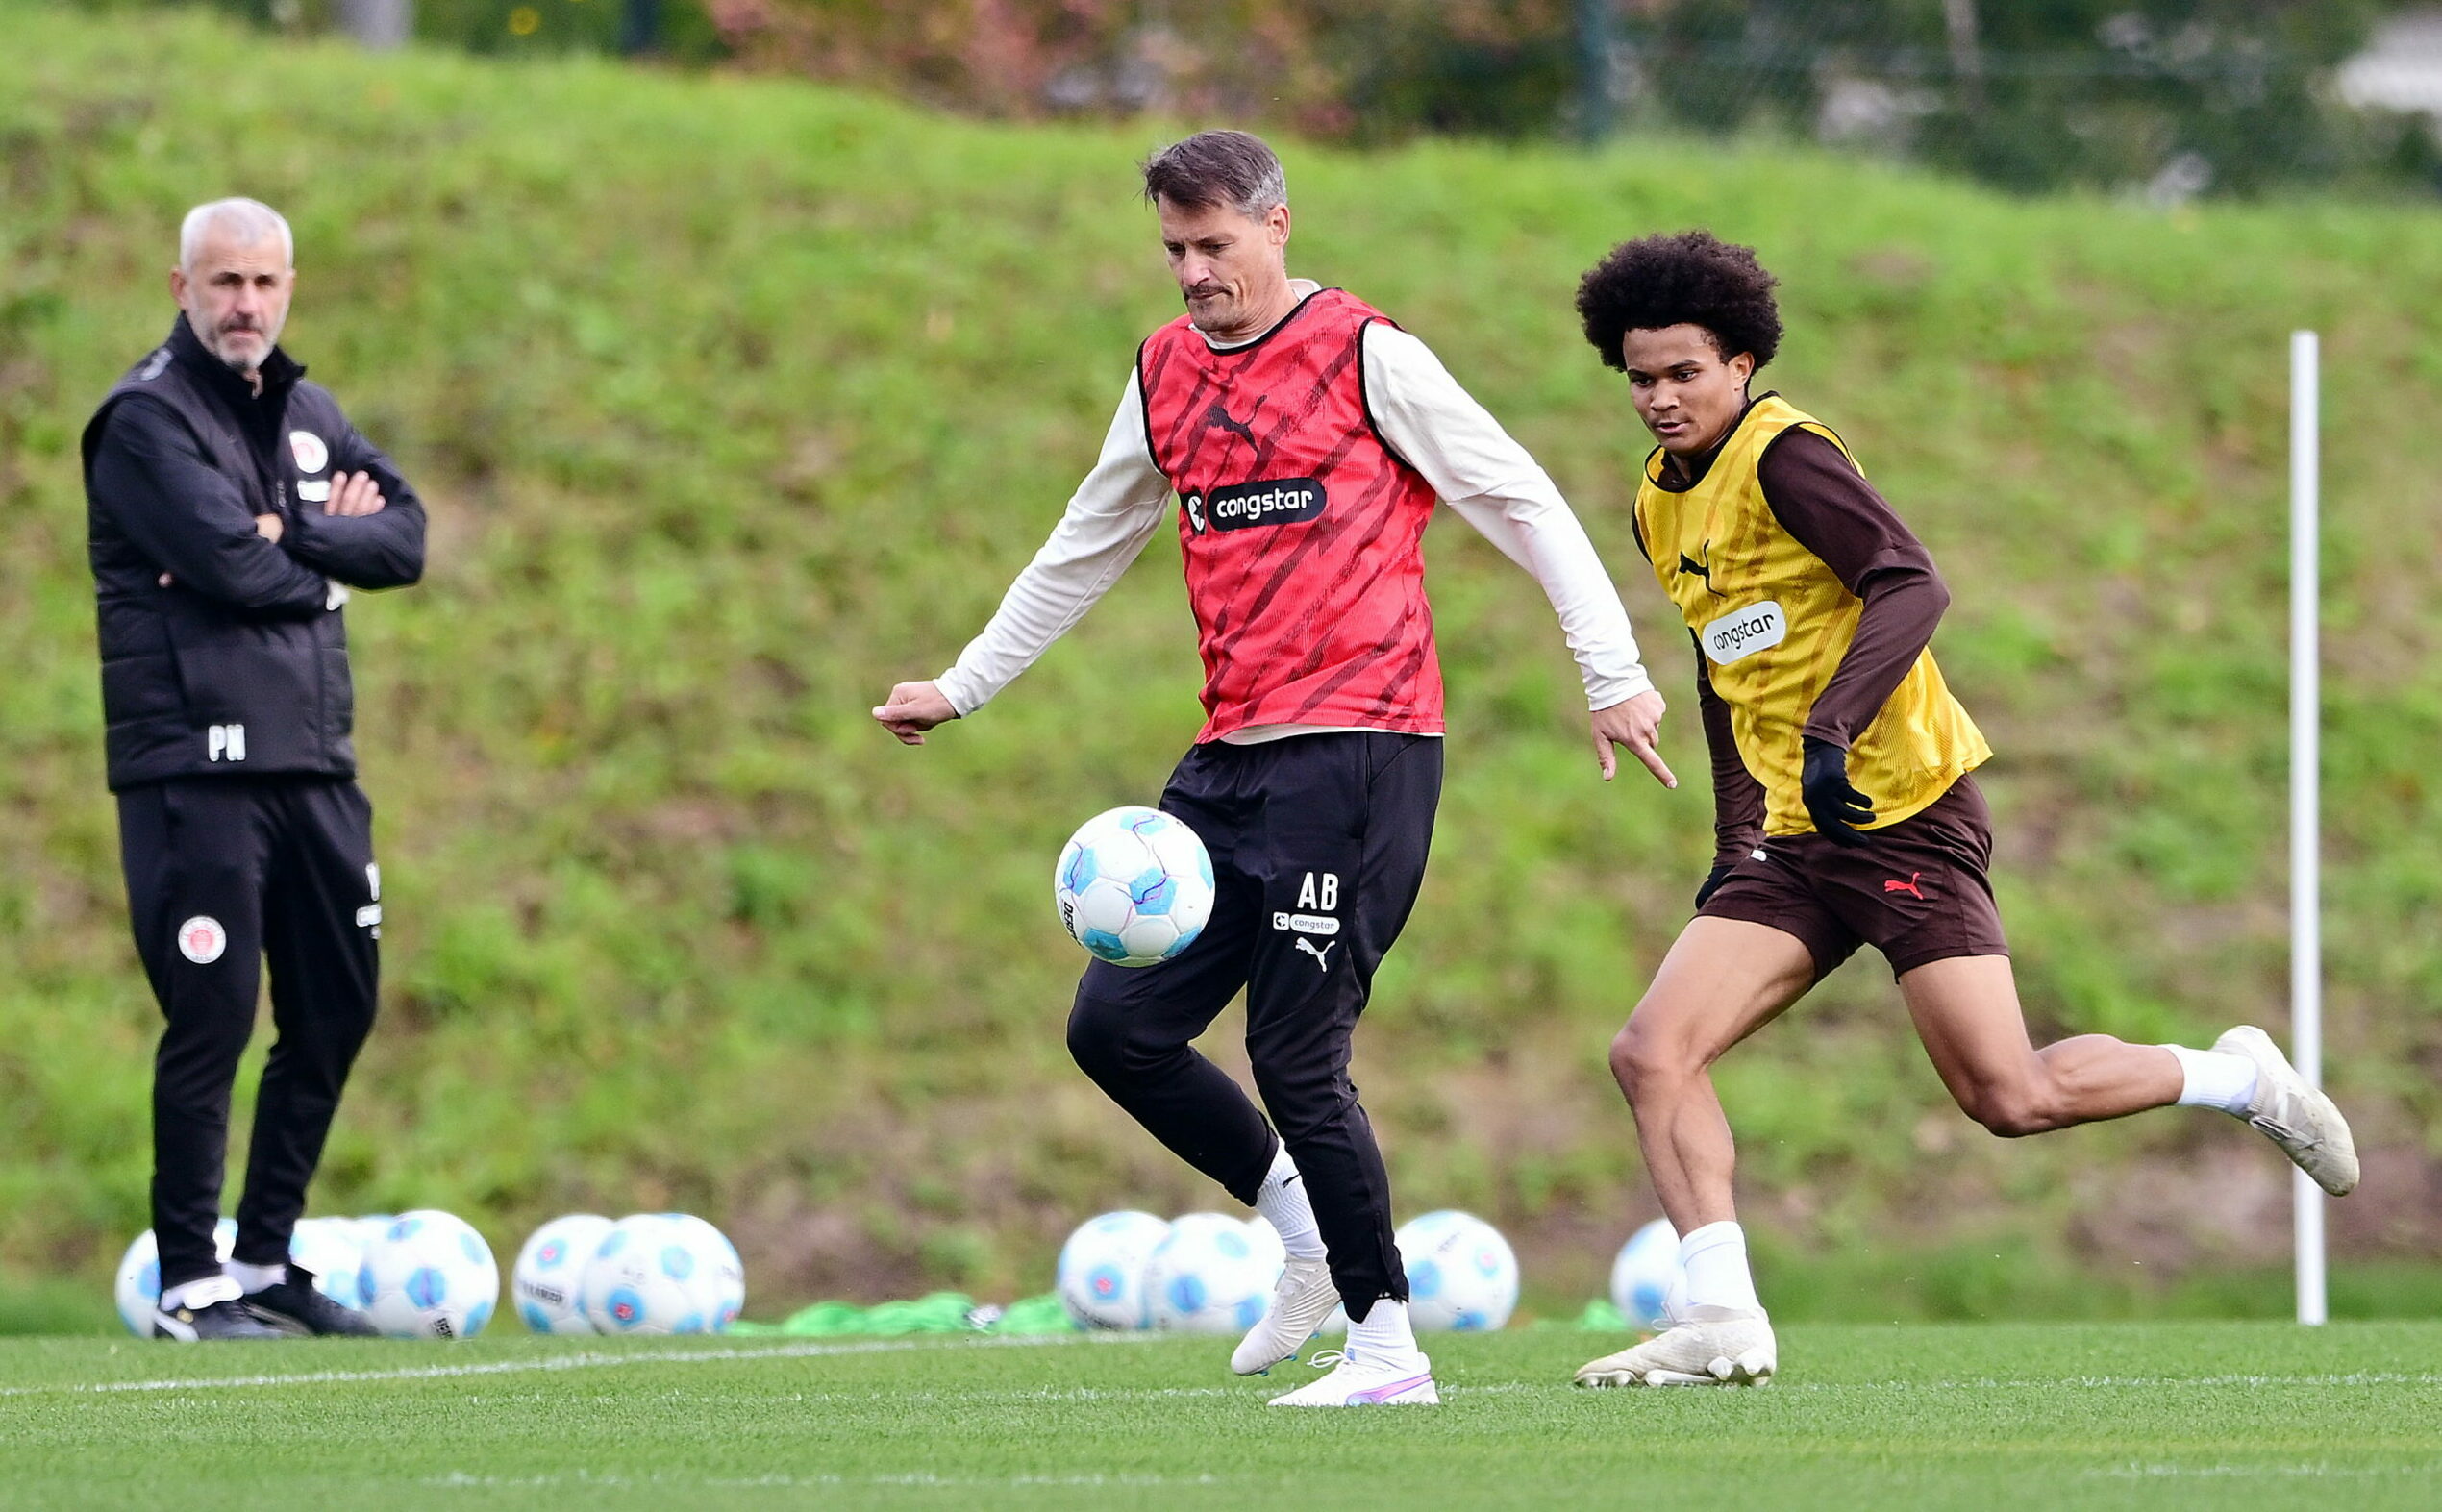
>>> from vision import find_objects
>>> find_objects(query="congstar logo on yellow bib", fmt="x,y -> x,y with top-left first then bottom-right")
1701,601 -> 1787,665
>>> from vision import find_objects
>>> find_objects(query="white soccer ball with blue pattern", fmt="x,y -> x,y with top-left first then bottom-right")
1395,1210 -> 1518,1332
1054,806 -> 1216,967
1142,1212 -> 1283,1334
1609,1217 -> 1684,1330
578,1213 -> 746,1336
511,1213 -> 615,1334
1055,1210 -> 1171,1330
288,1216 -> 369,1310
112,1218 -> 237,1337
359,1209 -> 499,1339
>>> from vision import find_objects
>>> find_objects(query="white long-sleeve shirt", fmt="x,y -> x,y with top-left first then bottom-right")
935,288 -> 1654,739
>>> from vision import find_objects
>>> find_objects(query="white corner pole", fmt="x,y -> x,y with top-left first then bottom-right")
2290,330 -> 2327,1326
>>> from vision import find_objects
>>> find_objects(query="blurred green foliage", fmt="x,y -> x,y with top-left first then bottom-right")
65,1 -> 2442,196
1,3 -> 2439,1325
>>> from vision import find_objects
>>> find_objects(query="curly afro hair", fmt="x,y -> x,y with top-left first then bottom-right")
1576,230 -> 1782,374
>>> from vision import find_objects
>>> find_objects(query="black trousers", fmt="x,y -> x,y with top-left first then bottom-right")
1066,731 -> 1441,1319
116,778 -> 381,1292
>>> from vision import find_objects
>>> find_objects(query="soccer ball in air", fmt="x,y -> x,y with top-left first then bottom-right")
287,1216 -> 370,1310
512,1213 -> 615,1334
1395,1210 -> 1518,1332
1609,1218 -> 1684,1330
112,1218 -> 237,1337
578,1213 -> 746,1336
1143,1213 -> 1283,1334
1053,806 -> 1215,967
359,1210 -> 500,1339
1055,1210 -> 1172,1330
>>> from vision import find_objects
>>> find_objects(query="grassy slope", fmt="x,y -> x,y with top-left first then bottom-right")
3,5 -> 2440,1324
3,1326 -> 2440,1510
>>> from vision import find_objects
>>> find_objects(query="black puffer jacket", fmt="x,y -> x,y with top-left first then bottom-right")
81,316 -> 425,790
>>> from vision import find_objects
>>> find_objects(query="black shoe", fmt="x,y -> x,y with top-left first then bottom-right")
244,1271 -> 382,1337
153,1297 -> 287,1342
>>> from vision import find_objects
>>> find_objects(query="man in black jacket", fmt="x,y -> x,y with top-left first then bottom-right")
82,198 -> 426,1341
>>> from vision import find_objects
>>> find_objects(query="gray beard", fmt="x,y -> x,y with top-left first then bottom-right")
203,320 -> 281,371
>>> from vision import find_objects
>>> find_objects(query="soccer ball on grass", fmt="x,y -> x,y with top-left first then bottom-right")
1142,1212 -> 1283,1334
1394,1210 -> 1518,1331
1055,1210 -> 1172,1330
1609,1217 -> 1684,1330
359,1210 -> 499,1339
577,1213 -> 745,1336
511,1213 -> 615,1334
287,1216 -> 370,1310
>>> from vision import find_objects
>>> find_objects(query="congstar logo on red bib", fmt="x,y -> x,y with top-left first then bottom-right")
1184,477 -> 1327,534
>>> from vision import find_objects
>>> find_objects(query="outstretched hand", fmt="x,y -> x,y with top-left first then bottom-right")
873,681 -> 959,746
1591,688 -> 1675,787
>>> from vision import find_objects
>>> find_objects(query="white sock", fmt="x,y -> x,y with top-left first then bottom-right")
160,1274 -> 243,1312
1255,1145 -> 1327,1261
1346,1297 -> 1419,1362
226,1259 -> 287,1295
1678,1220 -> 1763,1316
2163,1044 -> 2257,1116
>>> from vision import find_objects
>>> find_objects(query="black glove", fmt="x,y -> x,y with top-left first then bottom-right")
1694,861 -> 1737,910
1800,736 -> 1873,848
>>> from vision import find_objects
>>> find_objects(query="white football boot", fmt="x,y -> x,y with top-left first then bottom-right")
2215,1025 -> 2359,1197
1267,1347 -> 1439,1406
1574,1305 -> 1776,1388
1232,1255 -> 1339,1376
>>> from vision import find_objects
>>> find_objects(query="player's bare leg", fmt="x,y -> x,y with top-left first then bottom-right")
1902,954 -> 2356,1193
1900,955 -> 2180,1132
1577,917 -> 1812,1388
1609,917 -> 1816,1229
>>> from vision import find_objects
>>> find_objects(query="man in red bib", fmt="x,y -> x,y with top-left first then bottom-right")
876,132 -> 1671,1405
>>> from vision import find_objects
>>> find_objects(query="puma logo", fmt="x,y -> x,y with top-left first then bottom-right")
1294,937 -> 1335,973
1883,873 -> 1925,899
1207,397 -> 1265,447
1677,539 -> 1726,597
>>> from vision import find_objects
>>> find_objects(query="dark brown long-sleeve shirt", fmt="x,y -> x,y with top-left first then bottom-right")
1668,424 -> 1951,867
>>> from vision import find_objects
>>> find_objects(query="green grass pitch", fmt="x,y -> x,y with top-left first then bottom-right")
3,1324 -> 2438,1510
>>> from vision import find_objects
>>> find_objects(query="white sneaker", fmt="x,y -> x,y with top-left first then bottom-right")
1266,1347 -> 1439,1406
2215,1025 -> 2359,1197
1574,1306 -> 1776,1388
1232,1255 -> 1339,1376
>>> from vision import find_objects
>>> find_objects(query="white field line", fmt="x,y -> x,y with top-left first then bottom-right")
1790,1373 -> 2442,1392
10,1337 -> 2439,1404
427,1471 -> 1231,1489
0,1332 -> 1093,1400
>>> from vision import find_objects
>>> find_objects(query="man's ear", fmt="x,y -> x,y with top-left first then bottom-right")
1730,350 -> 1756,385
1269,202 -> 1292,249
169,266 -> 187,305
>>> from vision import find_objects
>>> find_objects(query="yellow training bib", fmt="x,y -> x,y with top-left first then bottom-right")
1633,395 -> 1989,836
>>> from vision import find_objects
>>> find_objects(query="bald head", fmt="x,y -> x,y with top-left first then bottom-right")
170,198 -> 295,377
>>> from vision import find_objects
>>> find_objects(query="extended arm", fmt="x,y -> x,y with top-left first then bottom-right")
1758,428 -> 1951,843
875,373 -> 1172,742
1360,323 -> 1671,784
89,397 -> 331,616
281,420 -> 426,589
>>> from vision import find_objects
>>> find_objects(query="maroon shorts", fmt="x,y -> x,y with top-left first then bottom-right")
1696,776 -> 2009,981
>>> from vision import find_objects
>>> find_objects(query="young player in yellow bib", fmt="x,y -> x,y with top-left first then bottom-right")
1568,231 -> 2358,1389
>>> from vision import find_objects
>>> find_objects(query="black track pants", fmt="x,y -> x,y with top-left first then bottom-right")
116,778 -> 381,1292
1065,731 -> 1441,1319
